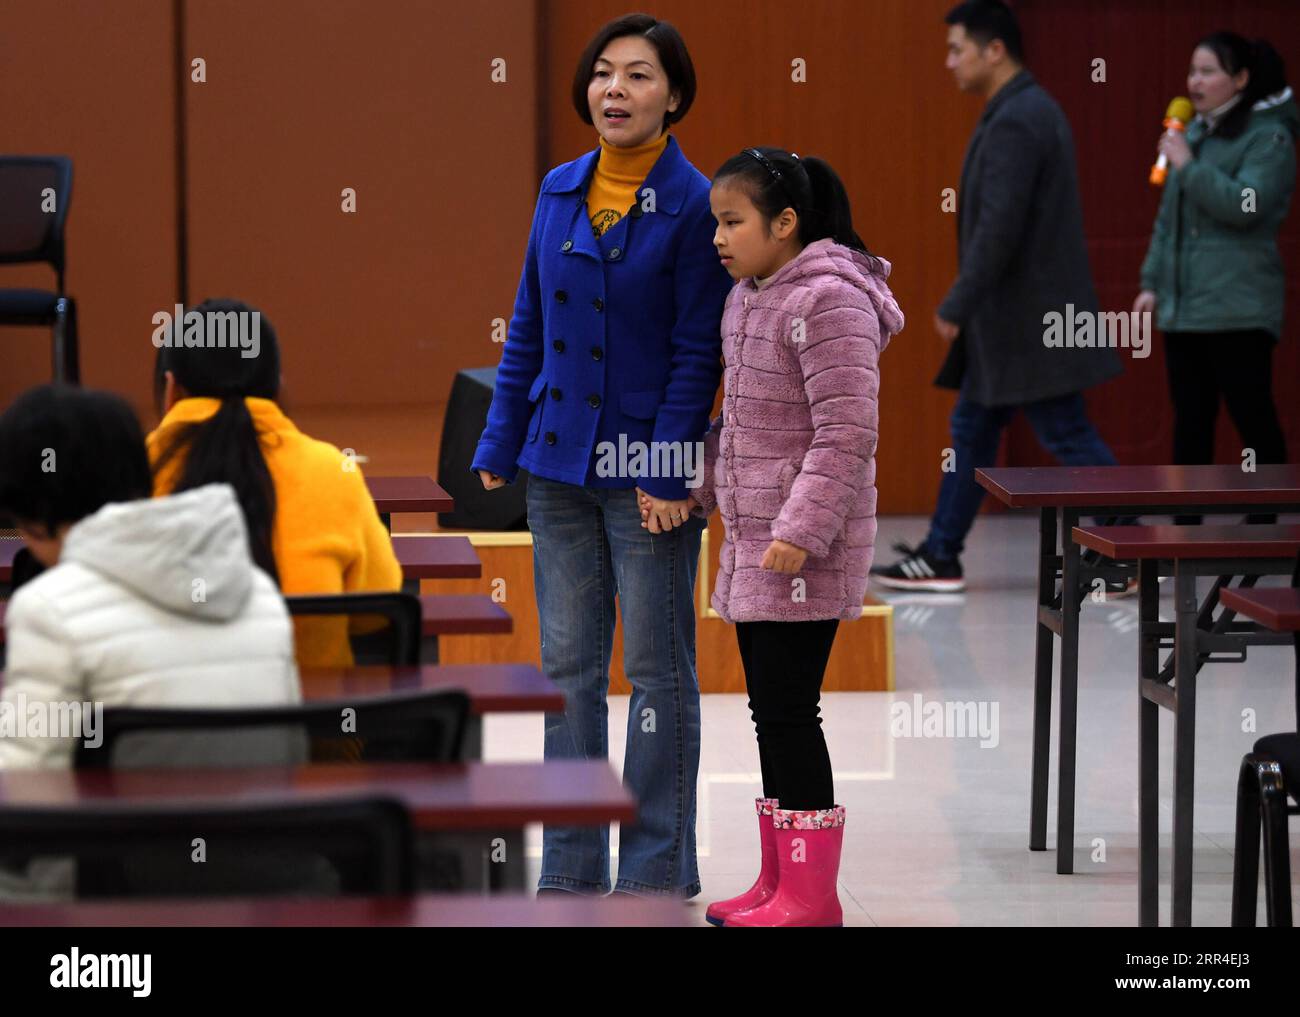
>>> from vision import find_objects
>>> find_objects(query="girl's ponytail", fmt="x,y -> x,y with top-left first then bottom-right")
154,394 -> 280,586
800,156 -> 879,270
1247,38 -> 1288,104
153,298 -> 282,586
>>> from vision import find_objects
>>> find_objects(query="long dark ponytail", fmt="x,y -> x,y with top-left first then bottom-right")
1195,32 -> 1290,140
713,146 -> 883,273
153,298 -> 282,585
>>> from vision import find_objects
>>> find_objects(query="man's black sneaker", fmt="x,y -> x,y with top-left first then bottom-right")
871,542 -> 966,593
1104,577 -> 1140,599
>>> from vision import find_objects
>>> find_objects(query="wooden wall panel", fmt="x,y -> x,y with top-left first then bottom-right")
181,0 -> 540,425
0,0 -> 178,415
540,0 -> 978,513
435,525 -> 894,692
8,1 -> 1292,509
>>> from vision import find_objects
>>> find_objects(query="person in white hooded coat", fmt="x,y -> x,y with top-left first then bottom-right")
0,386 -> 299,771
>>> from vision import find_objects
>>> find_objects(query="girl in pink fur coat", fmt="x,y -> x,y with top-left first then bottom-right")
641,147 -> 904,927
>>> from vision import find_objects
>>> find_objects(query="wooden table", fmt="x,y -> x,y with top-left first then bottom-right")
365,476 -> 453,529
419,595 -> 512,636
392,536 -> 480,580
0,534 -> 479,590
0,663 -> 558,760
0,537 -> 19,592
0,760 -> 634,893
0,893 -> 690,927
300,663 -> 563,757
1219,588 -> 1300,632
0,479 -> 454,580
1072,523 -> 1300,926
0,595 -> 514,656
392,534 -> 480,597
974,465 -> 1300,877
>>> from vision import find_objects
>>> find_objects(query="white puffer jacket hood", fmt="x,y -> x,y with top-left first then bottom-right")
0,483 -> 300,773
61,484 -> 255,622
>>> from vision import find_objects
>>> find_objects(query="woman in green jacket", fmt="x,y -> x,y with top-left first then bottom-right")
1135,33 -> 1296,491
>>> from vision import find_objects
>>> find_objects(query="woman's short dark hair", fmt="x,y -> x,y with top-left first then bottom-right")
945,1 -> 1024,64
1195,32 -> 1290,139
0,384 -> 152,534
570,13 -> 696,132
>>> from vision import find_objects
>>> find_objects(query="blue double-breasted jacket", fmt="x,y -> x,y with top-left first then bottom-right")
471,133 -> 731,501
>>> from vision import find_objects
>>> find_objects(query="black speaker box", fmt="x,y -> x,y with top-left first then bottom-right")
437,367 -> 529,530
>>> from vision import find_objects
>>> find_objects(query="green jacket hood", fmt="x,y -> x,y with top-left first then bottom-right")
1252,91 -> 1299,138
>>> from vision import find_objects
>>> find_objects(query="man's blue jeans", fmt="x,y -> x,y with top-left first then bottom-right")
526,474 -> 704,897
925,391 -> 1118,561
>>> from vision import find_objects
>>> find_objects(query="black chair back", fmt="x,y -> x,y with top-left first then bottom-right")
286,591 -> 422,666
0,156 -> 73,289
1293,549 -> 1299,730
74,688 -> 470,769
0,795 -> 413,898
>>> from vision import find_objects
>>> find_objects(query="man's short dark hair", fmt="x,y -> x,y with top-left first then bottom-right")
945,1 -> 1025,64
571,13 -> 697,132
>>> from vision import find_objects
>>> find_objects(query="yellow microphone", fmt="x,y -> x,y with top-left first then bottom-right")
1149,97 -> 1195,186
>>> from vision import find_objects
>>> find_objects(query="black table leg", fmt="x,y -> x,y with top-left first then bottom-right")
462,714 -> 483,760
420,633 -> 440,664
1171,562 -> 1198,926
1056,508 -> 1081,874
1138,558 -> 1160,926
1030,506 -> 1058,852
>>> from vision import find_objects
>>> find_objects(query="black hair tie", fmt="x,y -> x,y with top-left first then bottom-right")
745,148 -> 800,209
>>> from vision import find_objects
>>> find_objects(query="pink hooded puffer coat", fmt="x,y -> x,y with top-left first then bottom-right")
691,237 -> 904,623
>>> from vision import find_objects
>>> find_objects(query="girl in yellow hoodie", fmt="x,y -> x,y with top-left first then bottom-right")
147,298 -> 402,667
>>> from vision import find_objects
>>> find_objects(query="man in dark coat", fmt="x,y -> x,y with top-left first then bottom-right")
875,0 -> 1123,592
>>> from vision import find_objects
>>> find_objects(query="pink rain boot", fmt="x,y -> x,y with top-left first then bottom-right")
725,805 -> 845,927
705,798 -> 780,926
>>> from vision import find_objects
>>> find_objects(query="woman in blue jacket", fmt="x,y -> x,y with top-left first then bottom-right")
472,14 -> 731,898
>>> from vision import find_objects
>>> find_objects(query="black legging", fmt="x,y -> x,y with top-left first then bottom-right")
735,618 -> 839,811
1164,329 -> 1288,524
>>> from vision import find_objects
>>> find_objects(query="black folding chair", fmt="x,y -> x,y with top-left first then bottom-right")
0,796 -> 413,898
0,156 -> 79,382
74,688 -> 471,769
1230,552 -> 1300,927
285,591 -> 422,666
1232,734 -> 1298,927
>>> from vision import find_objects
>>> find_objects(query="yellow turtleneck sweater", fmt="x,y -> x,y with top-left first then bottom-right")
586,130 -> 669,237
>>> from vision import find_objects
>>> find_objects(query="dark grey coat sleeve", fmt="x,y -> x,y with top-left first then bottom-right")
939,115 -> 1043,324
939,82 -> 1122,407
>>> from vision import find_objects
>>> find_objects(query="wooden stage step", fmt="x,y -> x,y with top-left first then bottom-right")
425,519 -> 893,693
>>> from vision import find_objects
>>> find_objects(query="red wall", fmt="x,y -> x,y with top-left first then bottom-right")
1008,0 -> 1300,471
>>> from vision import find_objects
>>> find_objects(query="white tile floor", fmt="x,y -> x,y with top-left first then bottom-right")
482,513 -> 1300,926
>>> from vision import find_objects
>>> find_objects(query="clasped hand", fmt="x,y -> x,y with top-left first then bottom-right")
635,487 -> 695,534
636,488 -> 808,573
